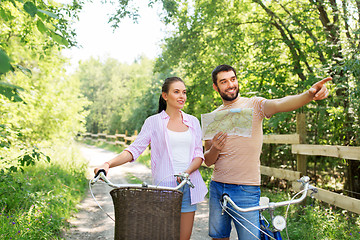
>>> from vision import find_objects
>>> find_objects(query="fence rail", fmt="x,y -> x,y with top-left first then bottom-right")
260,113 -> 360,214
292,144 -> 360,161
82,131 -> 137,147
80,114 -> 360,214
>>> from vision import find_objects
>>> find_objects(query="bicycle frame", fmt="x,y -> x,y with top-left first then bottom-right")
220,176 -> 317,240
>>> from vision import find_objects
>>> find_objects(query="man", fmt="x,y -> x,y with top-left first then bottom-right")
204,64 -> 331,240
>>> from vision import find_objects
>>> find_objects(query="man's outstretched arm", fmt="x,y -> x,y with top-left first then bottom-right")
264,77 -> 332,117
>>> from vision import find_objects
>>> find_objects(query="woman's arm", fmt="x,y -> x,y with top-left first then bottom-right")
184,157 -> 203,175
94,150 -> 133,175
94,117 -> 153,175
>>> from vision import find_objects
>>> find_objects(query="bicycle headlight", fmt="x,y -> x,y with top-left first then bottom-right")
272,215 -> 286,231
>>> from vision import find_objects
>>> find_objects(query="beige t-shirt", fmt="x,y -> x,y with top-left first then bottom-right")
211,96 -> 267,186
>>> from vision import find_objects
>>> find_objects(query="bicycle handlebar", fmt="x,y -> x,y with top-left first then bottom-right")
91,169 -> 194,190
221,176 -> 317,212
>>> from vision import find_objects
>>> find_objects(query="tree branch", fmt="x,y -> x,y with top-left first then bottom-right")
252,0 -> 309,81
277,1 -> 326,64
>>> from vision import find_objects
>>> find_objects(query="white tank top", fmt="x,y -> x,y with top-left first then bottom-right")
167,128 -> 192,174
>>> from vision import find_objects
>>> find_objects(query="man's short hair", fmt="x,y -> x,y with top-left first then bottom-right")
211,64 -> 237,86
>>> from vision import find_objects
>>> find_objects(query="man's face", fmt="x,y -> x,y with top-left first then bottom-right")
213,70 -> 239,101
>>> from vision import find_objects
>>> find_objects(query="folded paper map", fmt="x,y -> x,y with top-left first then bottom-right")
201,108 -> 253,140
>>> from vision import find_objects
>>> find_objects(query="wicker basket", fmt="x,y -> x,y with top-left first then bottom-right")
110,187 -> 183,240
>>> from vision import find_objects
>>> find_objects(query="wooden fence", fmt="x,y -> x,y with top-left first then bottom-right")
82,130 -> 138,148
80,113 -> 360,214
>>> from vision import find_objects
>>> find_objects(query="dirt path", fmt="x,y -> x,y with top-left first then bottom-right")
64,144 -> 236,239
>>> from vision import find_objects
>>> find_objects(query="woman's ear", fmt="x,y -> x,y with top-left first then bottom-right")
162,92 -> 167,101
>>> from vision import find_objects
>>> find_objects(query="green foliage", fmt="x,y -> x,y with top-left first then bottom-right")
0,0 -> 78,74
0,81 -> 24,102
1,145 -> 51,175
150,0 -> 360,143
199,166 -> 212,197
287,205 -> 360,239
260,186 -> 360,239
0,0 -> 88,197
137,151 -> 151,168
126,173 -> 144,184
106,0 -> 179,27
74,56 -> 162,135
148,0 -> 360,194
0,49 -> 12,74
0,142 -> 88,239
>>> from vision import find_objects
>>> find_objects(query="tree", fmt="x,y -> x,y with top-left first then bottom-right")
0,0 -> 79,100
74,56 -> 162,135
0,0 -> 85,171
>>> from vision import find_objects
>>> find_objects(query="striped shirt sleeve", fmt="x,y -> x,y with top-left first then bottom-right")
192,117 -> 205,161
125,117 -> 152,161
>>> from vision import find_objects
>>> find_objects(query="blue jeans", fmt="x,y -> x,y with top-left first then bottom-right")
178,184 -> 197,213
209,180 -> 261,239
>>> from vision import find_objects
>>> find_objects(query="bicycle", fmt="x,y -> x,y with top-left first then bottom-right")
220,176 -> 317,240
91,169 -> 194,240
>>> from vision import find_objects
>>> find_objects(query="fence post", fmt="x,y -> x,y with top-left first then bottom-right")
296,113 -> 307,176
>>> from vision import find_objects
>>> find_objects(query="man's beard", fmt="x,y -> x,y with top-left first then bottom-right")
219,88 -> 239,101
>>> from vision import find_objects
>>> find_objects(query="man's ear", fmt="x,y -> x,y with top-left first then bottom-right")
213,83 -> 219,93
162,92 -> 167,101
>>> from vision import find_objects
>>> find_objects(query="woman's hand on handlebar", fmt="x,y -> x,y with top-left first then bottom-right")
176,172 -> 190,184
94,162 -> 110,177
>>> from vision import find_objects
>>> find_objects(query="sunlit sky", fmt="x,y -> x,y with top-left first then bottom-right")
61,0 -> 166,72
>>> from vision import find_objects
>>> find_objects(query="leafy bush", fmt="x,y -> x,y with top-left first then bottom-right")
0,142 -> 88,239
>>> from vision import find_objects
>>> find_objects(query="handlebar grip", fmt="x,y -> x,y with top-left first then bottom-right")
187,180 -> 195,188
94,169 -> 107,178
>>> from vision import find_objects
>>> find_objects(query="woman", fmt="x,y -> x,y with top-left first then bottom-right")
94,77 -> 208,240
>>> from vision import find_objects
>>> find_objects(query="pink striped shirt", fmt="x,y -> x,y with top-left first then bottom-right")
125,110 -> 208,204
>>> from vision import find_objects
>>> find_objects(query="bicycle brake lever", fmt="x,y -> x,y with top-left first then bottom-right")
309,185 -> 318,198
220,193 -> 230,215
180,173 -> 194,188
91,169 -> 107,185
298,176 -> 310,184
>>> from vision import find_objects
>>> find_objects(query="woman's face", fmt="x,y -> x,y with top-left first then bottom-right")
162,81 -> 186,110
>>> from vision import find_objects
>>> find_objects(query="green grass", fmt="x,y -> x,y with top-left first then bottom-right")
0,142 -> 88,239
200,168 -> 360,239
125,173 -> 143,184
82,139 -> 124,153
259,187 -> 360,239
